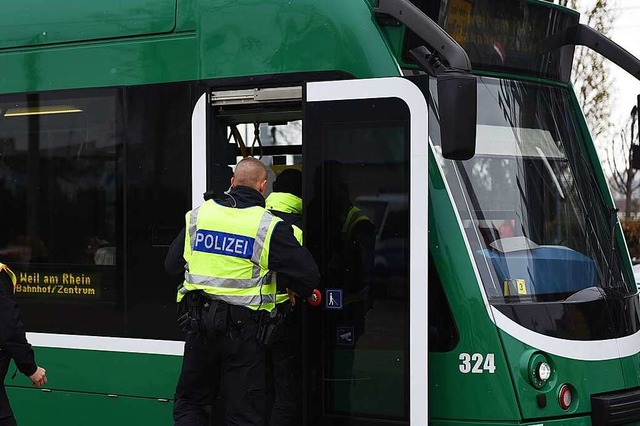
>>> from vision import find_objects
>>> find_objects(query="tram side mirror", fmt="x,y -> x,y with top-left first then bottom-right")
437,72 -> 477,160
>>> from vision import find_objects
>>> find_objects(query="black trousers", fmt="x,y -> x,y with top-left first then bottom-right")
222,309 -> 268,426
173,331 -> 219,426
174,305 -> 268,426
0,354 -> 16,426
267,305 -> 301,426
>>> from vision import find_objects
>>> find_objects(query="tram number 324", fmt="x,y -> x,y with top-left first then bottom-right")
458,353 -> 496,374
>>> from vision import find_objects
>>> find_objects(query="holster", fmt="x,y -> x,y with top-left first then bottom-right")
177,291 -> 204,334
256,308 -> 285,346
201,299 -> 229,338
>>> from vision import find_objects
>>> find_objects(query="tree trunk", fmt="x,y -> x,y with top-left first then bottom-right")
627,118 -> 637,219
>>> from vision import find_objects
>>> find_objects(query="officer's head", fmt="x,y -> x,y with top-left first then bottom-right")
231,158 -> 268,196
273,168 -> 302,198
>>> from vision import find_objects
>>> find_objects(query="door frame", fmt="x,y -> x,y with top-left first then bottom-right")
191,92 -> 208,210
191,77 -> 431,424
305,77 -> 429,425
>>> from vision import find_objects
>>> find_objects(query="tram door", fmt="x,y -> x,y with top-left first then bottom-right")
302,78 -> 429,425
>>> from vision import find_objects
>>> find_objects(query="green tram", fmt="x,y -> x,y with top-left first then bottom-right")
1,0 -> 640,424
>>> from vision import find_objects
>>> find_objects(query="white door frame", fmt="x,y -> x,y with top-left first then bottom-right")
307,77 -> 430,425
190,78 -> 430,423
191,93 -> 208,210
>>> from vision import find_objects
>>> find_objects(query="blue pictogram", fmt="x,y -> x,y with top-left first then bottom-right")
337,326 -> 354,346
325,288 -> 343,310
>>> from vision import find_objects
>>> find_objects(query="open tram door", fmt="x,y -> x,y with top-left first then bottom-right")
301,77 -> 431,425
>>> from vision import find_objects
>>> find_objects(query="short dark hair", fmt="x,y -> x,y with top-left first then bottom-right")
273,168 -> 302,198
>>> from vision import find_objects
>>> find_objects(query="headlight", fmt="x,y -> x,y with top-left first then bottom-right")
536,362 -> 551,382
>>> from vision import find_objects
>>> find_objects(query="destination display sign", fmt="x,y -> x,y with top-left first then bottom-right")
440,0 -> 578,81
403,0 -> 578,82
14,270 -> 101,299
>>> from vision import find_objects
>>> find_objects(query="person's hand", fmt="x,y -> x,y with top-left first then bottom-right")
286,288 -> 299,306
29,367 -> 47,387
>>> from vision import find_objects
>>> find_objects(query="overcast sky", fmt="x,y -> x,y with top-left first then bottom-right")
602,3 -> 640,133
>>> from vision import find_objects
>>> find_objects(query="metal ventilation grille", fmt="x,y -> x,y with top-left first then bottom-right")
210,87 -> 302,106
592,387 -> 640,426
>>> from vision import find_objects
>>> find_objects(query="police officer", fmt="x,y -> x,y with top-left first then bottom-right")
166,189 -> 223,426
168,158 -> 319,426
264,169 -> 304,426
0,263 -> 47,426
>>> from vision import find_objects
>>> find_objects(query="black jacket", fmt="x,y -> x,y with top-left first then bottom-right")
0,270 -> 37,377
268,208 -> 303,294
165,186 -> 319,298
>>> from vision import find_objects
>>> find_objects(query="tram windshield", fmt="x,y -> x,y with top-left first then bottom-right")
434,77 -> 636,309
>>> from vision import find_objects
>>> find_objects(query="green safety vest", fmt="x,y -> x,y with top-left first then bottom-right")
341,205 -> 371,239
265,192 -> 303,305
178,200 -> 281,312
339,205 -> 372,306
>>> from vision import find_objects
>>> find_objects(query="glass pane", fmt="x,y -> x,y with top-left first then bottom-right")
305,97 -> 410,421
229,120 -> 303,196
429,76 -> 638,341
404,0 -> 578,81
0,89 -> 123,335
0,82 -> 195,340
125,82 -> 194,340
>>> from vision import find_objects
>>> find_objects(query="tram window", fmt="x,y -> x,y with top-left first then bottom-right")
224,120 -> 303,197
0,82 -> 195,339
305,97 -> 410,421
428,254 -> 459,352
0,89 -> 124,335
124,82 -> 193,340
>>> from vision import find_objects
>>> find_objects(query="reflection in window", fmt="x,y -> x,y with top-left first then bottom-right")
0,83 -> 193,340
431,77 -> 634,306
0,89 -> 122,336
305,98 -> 410,421
0,92 -> 119,267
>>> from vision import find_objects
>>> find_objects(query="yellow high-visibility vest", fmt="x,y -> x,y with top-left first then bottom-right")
0,262 -> 16,293
340,205 -> 372,306
178,200 -> 281,312
265,192 -> 304,305
341,205 -> 371,239
265,192 -> 302,215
